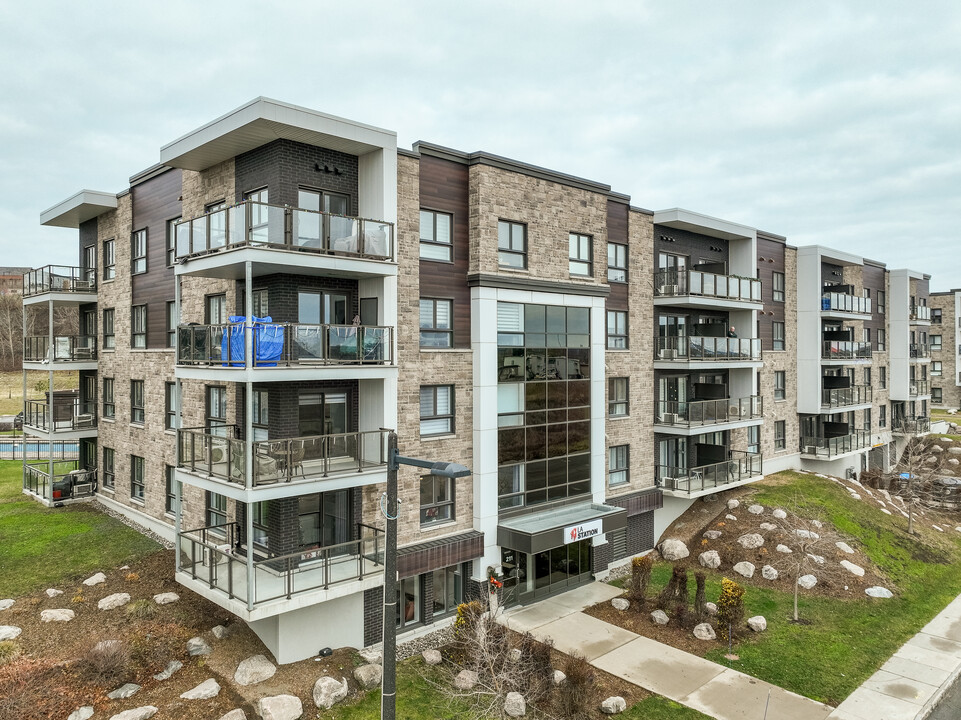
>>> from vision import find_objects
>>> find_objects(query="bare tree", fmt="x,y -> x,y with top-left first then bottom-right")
885,437 -> 954,534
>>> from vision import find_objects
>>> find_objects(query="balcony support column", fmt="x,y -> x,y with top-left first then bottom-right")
244,261 -> 255,612
47,298 -> 54,501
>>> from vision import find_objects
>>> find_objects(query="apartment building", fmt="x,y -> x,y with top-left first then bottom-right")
21,97 -> 934,663
929,290 -> 961,410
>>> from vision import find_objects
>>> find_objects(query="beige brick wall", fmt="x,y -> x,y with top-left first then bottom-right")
930,292 -> 959,408
760,246 -> 799,459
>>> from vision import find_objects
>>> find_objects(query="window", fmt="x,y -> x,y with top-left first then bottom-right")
166,218 -> 180,267
420,385 -> 454,436
103,308 -> 115,349
103,239 -> 115,281
863,328 -> 871,344
102,447 -> 115,489
609,445 -> 629,486
864,368 -> 871,386
774,371 -> 786,401
773,322 -> 785,351
420,474 -> 455,525
419,210 -> 453,262
166,301 -> 177,348
206,386 -> 227,435
82,244 -> 96,283
252,389 -> 269,441
130,455 -> 145,501
251,502 -> 268,546
933,361 -> 943,377
773,272 -> 785,302
130,380 -> 145,424
165,382 -> 178,430
205,294 -> 227,325
397,575 -> 420,629
874,328 -> 885,351
879,404 -> 887,427
165,466 -> 180,517
419,299 -> 453,348
607,310 -> 628,349
431,565 -> 463,618
497,220 -> 527,269
131,305 -> 147,348
863,408 -> 872,432
878,290 -> 885,314
252,289 -> 269,317
569,233 -> 592,276
774,421 -> 786,450
934,387 -> 943,403
748,425 -> 760,454
103,378 -> 115,419
880,367 -> 887,389
933,308 -> 943,324
609,378 -> 629,417
206,491 -> 227,529
131,229 -> 147,274
607,243 -> 628,283
931,335 -> 943,351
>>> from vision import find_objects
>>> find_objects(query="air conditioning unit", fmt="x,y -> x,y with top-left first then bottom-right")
659,348 -> 677,360
73,482 -> 93,496
658,284 -> 679,295
845,467 -> 857,480
804,445 -> 818,455
660,413 -> 678,425
729,405 -> 740,417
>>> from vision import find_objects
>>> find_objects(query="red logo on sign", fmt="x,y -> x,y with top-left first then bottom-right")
570,528 -> 578,541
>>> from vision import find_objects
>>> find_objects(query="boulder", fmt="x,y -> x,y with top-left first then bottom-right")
46,589 -> 63,598
422,649 -> 442,666
312,676 -> 348,709
41,608 -> 74,622
759,523 -> 777,531
659,539 -> 689,561
0,599 -> 13,611
836,542 -> 855,554
153,660 -> 183,681
454,669 -> 479,690
181,679 -> 221,700
761,565 -> 778,580
934,525 -> 945,532
737,533 -> 764,549
806,554 -> 825,565
504,692 -> 526,717
235,655 -> 277,686
727,499 -> 740,510
611,598 -> 629,611
153,592 -> 179,605
795,529 -> 820,540
733,562 -> 755,578
353,663 -> 383,689
747,616 -> 767,632
651,609 -> 669,625
98,593 -> 131,611
949,447 -> 961,456
600,696 -> 627,714
107,708 -> 157,720
0,626 -> 21,641
704,602 -> 718,616
725,514 -> 738,521
257,695 -> 303,720
218,712 -> 248,720
748,504 -> 765,515
82,572 -> 107,586
693,623 -> 716,640
107,683 -> 141,700
68,707 -> 94,720
840,560 -> 865,577
772,509 -> 787,520
359,647 -> 383,664
702,530 -> 722,540
776,544 -> 793,554
553,669 -> 566,686
187,637 -> 212,656
797,574 -> 818,589
212,625 -> 228,639
865,586 -> 894,598
699,550 -> 721,569
811,520 -> 823,528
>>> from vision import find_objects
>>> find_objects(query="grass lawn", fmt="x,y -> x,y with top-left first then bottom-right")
0,370 -> 79,416
0,459 -> 160,597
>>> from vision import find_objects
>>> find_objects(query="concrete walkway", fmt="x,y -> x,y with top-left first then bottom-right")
499,582 -> 833,720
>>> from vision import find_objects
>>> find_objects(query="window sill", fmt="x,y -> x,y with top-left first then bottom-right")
608,480 -> 630,488
102,417 -> 115,423
130,498 -> 145,507
497,266 -> 529,274
130,422 -> 145,429
608,415 -> 631,421
419,348 -> 471,353
607,348 -> 631,353
420,520 -> 457,532
420,433 -> 457,442
101,486 -> 115,494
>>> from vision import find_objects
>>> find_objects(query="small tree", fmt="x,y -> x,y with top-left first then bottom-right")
715,577 -> 745,641
629,554 -> 653,604
656,565 -> 685,611
693,571 -> 708,622
885,437 -> 950,535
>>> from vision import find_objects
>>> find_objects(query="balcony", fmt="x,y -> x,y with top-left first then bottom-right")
177,521 -> 384,617
655,396 -> 762,431
820,341 -> 872,361
893,417 -> 931,435
821,292 -> 871,317
800,430 -> 869,458
177,427 -> 390,491
655,337 -> 761,364
821,385 -> 872,409
653,268 -> 761,309
22,265 -> 96,299
910,343 -> 931,360
24,335 -> 97,364
23,399 -> 97,435
656,450 -> 763,497
23,461 -> 97,502
909,380 -> 930,397
910,306 -> 932,323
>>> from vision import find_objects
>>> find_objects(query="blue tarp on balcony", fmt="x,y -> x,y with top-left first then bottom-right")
222,316 -> 284,367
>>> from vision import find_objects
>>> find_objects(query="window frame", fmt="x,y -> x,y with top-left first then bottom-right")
130,380 -> 145,425
774,371 -> 786,401
880,366 -> 887,389
206,491 -> 227,530
166,218 -> 181,267
774,421 -> 786,450
879,404 -> 887,427
932,307 -> 943,324
497,220 -> 527,269
933,387 -> 943,403
419,209 -> 454,263
102,377 -> 115,419
103,239 -> 116,281
205,293 -> 227,325
877,328 -> 886,351
931,334 -> 942,352
772,321 -> 786,351
609,377 -> 629,417
130,455 -> 145,502
420,474 -> 455,526
165,382 -> 179,430
568,232 -> 592,277
772,271 -> 785,302
608,444 -> 630,486
933,361 -> 943,377
131,229 -> 147,275
252,389 -> 269,441
166,301 -> 177,348
102,447 -> 115,489
165,465 -> 180,517
607,243 -> 628,283
419,298 -> 453,348
420,385 -> 454,437
877,290 -> 886,314
131,305 -> 147,349
103,308 -> 115,350
607,310 -> 629,350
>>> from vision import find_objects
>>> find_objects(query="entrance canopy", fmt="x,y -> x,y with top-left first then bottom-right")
497,502 -> 626,555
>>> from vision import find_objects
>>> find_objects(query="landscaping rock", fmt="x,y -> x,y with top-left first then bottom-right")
658,538 -> 689,561
600,696 -> 627,714
153,592 -> 179,605
257,694 -> 303,720
153,660 -> 183,681
504,692 -> 526,717
68,707 -> 94,720
795,529 -> 819,540
811,520 -> 823,528
761,565 -> 778,580
759,522 -> 777,531
508,647 -> 523,662
454,669 -> 479,690
727,499 -> 740,510
422,649 -> 442,665
748,616 -> 768,632
95,640 -> 122,654
748,504 -> 765,515
98,593 -> 131,611
611,598 -> 629,611
107,683 -> 141,700
41,608 -> 74,622
219,711 -> 247,720
187,636 -> 212,656
798,574 -> 818,589
725,514 -> 737,521
0,599 -> 13,611
0,626 -> 21,641
354,663 -> 383,689
881,508 -> 893,515
108,708 -> 157,720
699,550 -> 721,569
46,588 -> 63,597
553,669 -> 566,686
949,447 -> 961,455
704,602 -> 718,616
836,542 -> 855,554
934,525 -> 945,532
733,561 -> 755,578
651,609 -> 669,625
181,679 -> 221,700
83,572 -> 107,586
312,676 -> 348,709
806,553 -> 825,565
693,623 -> 716,640
235,654 -> 277,686
772,509 -> 787,519
866,586 -> 894,598
359,647 -> 383,664
737,533 -> 764,549
776,544 -> 793,553
702,530 -> 722,540
840,560 -> 865,577
212,624 -> 228,639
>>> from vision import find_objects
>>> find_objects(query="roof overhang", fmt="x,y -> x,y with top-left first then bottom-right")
654,208 -> 756,241
799,244 -> 864,267
40,190 -> 117,228
497,502 -> 627,555
160,97 -> 397,171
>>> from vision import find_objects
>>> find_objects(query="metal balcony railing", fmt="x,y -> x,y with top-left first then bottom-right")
821,385 -> 872,408
174,200 -> 394,262
654,269 -> 761,303
655,396 -> 762,426
24,400 -> 98,432
656,450 -> 763,494
23,461 -> 97,500
800,430 -> 869,457
910,306 -> 932,322
821,293 -> 871,314
22,265 -> 96,297
23,335 -> 97,362
821,341 -> 872,360
909,380 -> 930,397
893,417 -> 931,434
655,336 -> 761,362
909,343 -> 931,359
177,323 -> 393,368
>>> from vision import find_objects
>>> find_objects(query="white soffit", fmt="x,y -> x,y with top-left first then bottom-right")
40,190 -> 118,228
808,245 -> 864,267
653,208 -> 756,241
160,97 -> 397,171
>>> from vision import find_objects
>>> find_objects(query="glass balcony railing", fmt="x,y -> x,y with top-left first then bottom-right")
174,201 -> 394,262
893,417 -> 930,434
910,306 -> 932,322
821,341 -> 872,360
821,293 -> 871,314
23,335 -> 97,362
909,343 -> 931,359
23,461 -> 97,500
655,450 -> 763,494
909,380 -> 930,397
24,400 -> 97,433
654,269 -> 761,303
22,265 -> 96,297
655,336 -> 761,362
821,385 -> 872,408
655,396 -> 762,426
800,430 -> 869,457
177,322 -> 393,368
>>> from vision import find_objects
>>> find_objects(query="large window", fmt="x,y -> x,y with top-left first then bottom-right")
420,385 -> 454,436
102,447 -> 115,489
420,210 -> 453,262
103,239 -> 115,281
497,220 -> 527,269
879,404 -> 887,427
103,308 -> 115,349
607,310 -> 628,349
775,421 -> 786,450
166,218 -> 180,267
131,229 -> 147,274
207,386 -> 227,435
206,491 -> 227,529
419,298 -> 453,348
609,445 -> 629,486
773,272 -> 785,302
773,322 -> 785,351
748,425 -> 760,454
880,366 -> 887,389
205,293 -> 227,325
165,466 -> 180,517
166,301 -> 177,348
931,335 -> 942,351
431,565 -> 463,618
609,378 -> 629,417
165,382 -> 178,430
933,361 -> 943,377
103,377 -> 115,419
878,290 -> 886,315
569,233 -> 592,276
864,408 -> 872,431
877,329 -> 886,351
420,475 -> 455,525
933,387 -> 943,403
130,455 -> 145,502
608,243 -> 628,283
774,371 -> 786,401
130,380 -> 145,425
932,308 -> 943,324
131,305 -> 147,349
252,389 -> 269,441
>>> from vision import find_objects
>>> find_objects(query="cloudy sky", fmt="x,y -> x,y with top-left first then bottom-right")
1,1 -> 959,288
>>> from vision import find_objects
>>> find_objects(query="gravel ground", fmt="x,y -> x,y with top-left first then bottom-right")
93,499 -> 175,549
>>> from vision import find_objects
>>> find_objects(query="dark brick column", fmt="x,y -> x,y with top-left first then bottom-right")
592,540 -> 613,575
364,586 -> 384,646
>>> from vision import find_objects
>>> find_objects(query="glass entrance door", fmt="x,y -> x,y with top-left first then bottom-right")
298,489 -> 352,554
528,540 -> 592,601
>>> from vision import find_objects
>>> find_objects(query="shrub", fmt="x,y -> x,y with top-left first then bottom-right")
71,594 -> 85,604
453,600 -> 483,641
0,641 -> 20,666
716,577 -> 745,641
128,621 -> 190,674
82,638 -> 130,685
694,571 -> 707,622
125,598 -> 157,620
513,632 -> 554,699
629,554 -> 653,603
656,565 -> 686,611
125,572 -> 140,582
557,652 -> 595,718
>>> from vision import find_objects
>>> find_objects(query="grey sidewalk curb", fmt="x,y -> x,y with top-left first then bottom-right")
915,659 -> 961,720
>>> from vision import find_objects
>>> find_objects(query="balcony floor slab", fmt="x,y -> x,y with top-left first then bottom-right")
661,474 -> 765,499
654,360 -> 763,371
653,296 -> 761,311
175,465 -> 388,502
175,365 -> 397,383
175,245 -> 397,281
654,417 -> 763,436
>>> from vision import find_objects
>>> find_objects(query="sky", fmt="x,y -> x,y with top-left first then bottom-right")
1,1 -> 959,288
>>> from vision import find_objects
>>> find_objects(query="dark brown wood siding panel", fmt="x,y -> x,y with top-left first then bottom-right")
916,277 -> 930,304
863,265 -> 886,336
131,168 -> 183,348
418,155 -> 470,348
606,201 -> 629,309
79,219 -> 98,270
654,226 -> 730,269
757,237 -> 786,350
